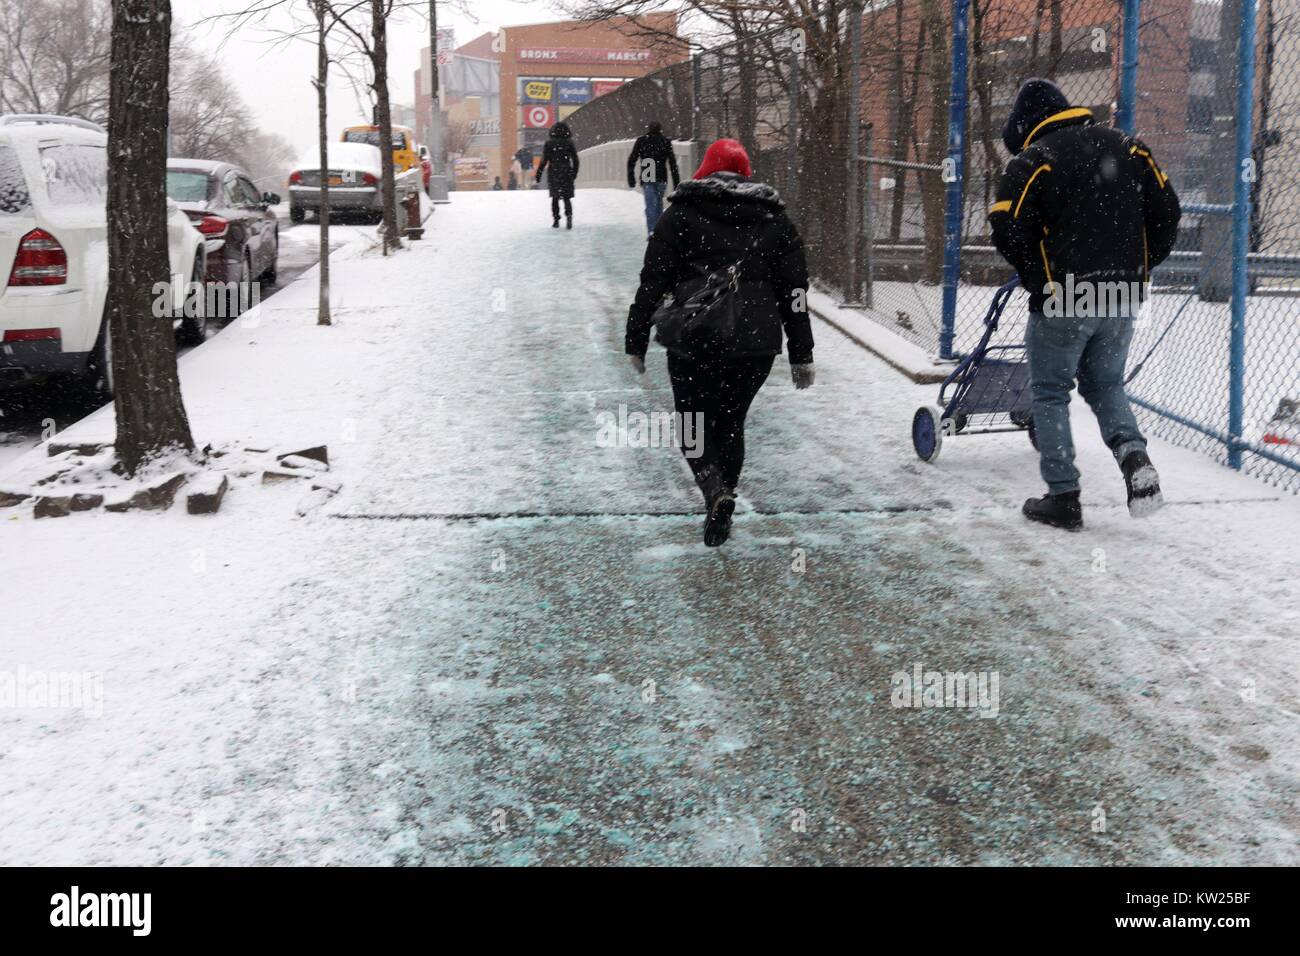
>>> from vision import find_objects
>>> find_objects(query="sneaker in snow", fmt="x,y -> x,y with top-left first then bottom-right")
1022,490 -> 1083,530
1121,450 -> 1164,518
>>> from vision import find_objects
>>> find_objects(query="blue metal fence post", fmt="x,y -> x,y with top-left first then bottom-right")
1116,0 -> 1141,134
939,0 -> 971,361
1228,0 -> 1258,470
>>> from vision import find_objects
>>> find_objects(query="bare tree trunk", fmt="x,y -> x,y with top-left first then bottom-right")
313,0 -> 331,325
1047,0 -> 1062,75
919,0 -> 950,284
107,0 -> 194,474
1029,0 -> 1044,75
371,0 -> 399,254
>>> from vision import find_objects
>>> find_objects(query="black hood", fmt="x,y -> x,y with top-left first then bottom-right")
668,172 -> 784,223
1002,78 -> 1072,155
549,121 -> 572,139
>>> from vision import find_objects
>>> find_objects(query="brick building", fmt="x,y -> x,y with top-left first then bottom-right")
415,15 -> 685,186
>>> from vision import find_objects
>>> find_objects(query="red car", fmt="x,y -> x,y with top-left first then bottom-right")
166,158 -> 280,288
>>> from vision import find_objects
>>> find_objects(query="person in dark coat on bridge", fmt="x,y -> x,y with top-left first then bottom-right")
627,121 -> 681,234
535,121 -> 580,229
989,78 -> 1180,530
626,138 -> 815,547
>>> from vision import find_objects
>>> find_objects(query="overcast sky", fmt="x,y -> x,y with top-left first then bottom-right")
179,0 -> 569,158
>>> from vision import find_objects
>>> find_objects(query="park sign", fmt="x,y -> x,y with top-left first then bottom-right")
520,79 -> 554,103
516,47 -> 653,67
557,80 -> 592,105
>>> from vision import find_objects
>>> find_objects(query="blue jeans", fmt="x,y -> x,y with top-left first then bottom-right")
642,181 -> 667,233
1025,311 -> 1147,494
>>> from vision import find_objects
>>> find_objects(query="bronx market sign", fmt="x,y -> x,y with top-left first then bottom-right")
516,47 -> 653,66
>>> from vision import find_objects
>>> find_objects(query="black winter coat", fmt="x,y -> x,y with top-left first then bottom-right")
626,172 -> 814,363
626,132 -> 680,189
536,131 -> 579,199
989,104 -> 1181,314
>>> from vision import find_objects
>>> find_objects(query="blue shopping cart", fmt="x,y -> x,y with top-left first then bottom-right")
912,278 -> 1037,462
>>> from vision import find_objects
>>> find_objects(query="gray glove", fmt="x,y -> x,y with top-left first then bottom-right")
629,354 -> 646,375
791,363 -> 815,389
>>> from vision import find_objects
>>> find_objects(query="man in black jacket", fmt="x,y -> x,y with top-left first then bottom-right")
989,78 -> 1181,530
626,122 -> 681,235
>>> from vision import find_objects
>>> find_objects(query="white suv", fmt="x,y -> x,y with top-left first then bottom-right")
0,114 -> 205,395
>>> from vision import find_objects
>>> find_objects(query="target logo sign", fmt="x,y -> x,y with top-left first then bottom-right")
523,105 -> 555,128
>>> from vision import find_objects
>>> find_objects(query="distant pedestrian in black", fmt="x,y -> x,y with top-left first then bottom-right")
626,121 -> 680,234
514,146 -> 534,186
626,139 -> 814,547
535,121 -> 579,229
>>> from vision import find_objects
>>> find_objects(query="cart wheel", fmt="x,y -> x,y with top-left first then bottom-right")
1027,419 -> 1039,451
912,405 -> 945,462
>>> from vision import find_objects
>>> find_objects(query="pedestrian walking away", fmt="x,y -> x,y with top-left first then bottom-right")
536,121 -> 579,229
514,145 -> 534,185
988,78 -> 1181,531
626,121 -> 681,235
626,138 -> 815,547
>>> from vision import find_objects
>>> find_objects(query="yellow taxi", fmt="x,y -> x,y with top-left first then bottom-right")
340,124 -> 418,175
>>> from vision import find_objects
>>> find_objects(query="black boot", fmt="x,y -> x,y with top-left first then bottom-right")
1121,449 -> 1163,517
551,217 -> 560,229
1022,490 -> 1083,530
696,466 -> 735,547
566,215 -> 573,230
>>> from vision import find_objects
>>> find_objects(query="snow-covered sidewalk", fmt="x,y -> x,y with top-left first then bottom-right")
1,189 -> 1297,865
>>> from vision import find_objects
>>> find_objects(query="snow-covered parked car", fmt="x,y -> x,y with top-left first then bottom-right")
287,142 -> 384,224
166,158 -> 279,290
0,114 -> 206,394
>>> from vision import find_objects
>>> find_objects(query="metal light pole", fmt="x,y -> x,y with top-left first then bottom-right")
428,0 -> 449,202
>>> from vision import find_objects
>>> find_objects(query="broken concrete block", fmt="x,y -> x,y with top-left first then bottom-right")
279,454 -> 326,472
295,486 -> 336,517
34,496 -> 72,519
310,476 -> 342,494
34,494 -> 99,518
278,445 -> 328,468
48,440 -> 111,458
104,473 -> 187,513
0,490 -> 28,508
261,469 -> 307,484
187,475 -> 230,515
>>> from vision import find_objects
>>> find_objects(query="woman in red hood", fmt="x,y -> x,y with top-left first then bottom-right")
626,139 -> 816,547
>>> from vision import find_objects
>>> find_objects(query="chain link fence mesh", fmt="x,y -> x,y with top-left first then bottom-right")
564,1 -> 1300,492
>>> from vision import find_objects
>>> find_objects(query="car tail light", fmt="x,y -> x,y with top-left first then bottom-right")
289,170 -> 303,185
7,229 -> 67,286
2,327 -> 60,342
196,215 -> 229,238
362,172 -> 378,186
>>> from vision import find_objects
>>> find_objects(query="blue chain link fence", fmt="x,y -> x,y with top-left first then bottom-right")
566,0 -> 1300,492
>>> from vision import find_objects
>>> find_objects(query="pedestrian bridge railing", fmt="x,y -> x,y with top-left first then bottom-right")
575,139 -> 698,191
